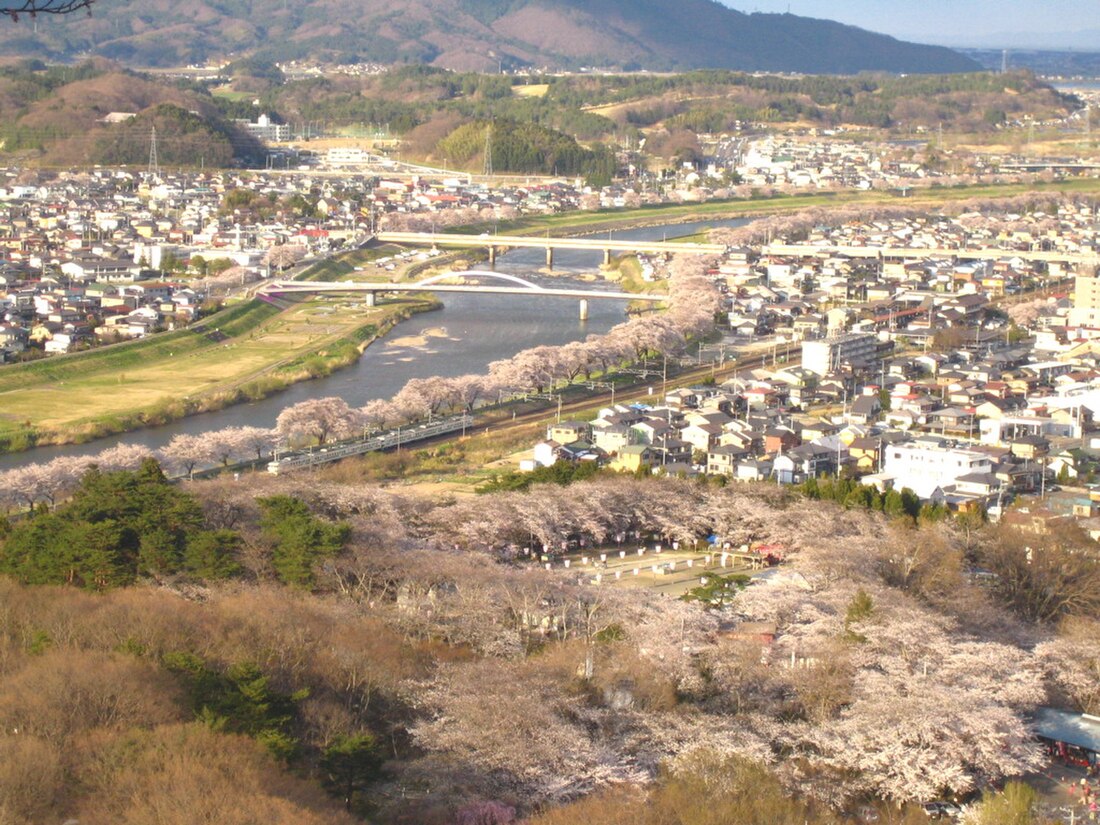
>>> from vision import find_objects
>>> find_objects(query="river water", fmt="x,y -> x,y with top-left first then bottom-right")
0,217 -> 749,470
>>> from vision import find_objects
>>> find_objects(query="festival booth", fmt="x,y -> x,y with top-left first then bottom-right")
1034,707 -> 1100,768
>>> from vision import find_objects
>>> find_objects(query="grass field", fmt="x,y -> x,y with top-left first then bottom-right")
454,177 -> 1100,238
513,83 -> 549,98
298,244 -> 410,282
0,295 -> 434,450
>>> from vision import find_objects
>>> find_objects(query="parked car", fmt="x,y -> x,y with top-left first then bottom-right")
921,802 -> 962,820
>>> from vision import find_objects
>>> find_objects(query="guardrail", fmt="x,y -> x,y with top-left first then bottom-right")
267,415 -> 474,474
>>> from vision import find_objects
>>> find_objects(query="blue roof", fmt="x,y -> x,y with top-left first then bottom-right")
1033,707 -> 1100,753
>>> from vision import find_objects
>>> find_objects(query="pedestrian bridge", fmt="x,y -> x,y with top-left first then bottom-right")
258,270 -> 667,317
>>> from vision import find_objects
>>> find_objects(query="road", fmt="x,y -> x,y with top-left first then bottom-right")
376,231 -> 727,256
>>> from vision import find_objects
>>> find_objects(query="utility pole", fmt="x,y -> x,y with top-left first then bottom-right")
483,120 -> 494,178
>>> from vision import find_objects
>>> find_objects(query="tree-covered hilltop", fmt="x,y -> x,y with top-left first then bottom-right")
0,60 -> 261,166
262,66 -> 1072,136
436,118 -> 617,182
0,462 -> 347,589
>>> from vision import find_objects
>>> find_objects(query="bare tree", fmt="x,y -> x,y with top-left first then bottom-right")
1,0 -> 92,18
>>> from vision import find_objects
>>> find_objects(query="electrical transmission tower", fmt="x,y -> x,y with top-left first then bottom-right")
0,0 -> 93,19
148,125 -> 159,176
482,121 -> 493,177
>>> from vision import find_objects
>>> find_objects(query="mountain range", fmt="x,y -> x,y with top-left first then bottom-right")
5,0 -> 978,74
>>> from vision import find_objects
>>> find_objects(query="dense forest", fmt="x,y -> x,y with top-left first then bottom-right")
0,459 -> 1097,824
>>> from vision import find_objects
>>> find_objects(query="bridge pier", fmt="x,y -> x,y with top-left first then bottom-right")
545,246 -> 554,269
603,248 -> 613,267
487,246 -> 497,266
579,298 -> 589,321
364,292 -> 376,307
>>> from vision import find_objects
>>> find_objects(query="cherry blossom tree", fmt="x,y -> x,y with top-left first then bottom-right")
159,433 -> 213,479
262,244 -> 307,271
276,398 -> 362,446
359,399 -> 399,432
1035,618 -> 1100,714
232,427 -> 279,462
92,443 -> 155,472
453,800 -> 516,825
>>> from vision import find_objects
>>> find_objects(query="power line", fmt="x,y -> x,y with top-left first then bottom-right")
148,125 -> 159,176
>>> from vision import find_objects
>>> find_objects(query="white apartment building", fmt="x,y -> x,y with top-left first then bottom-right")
884,441 -> 993,499
236,114 -> 292,143
801,332 -> 877,376
1069,271 -> 1100,332
325,147 -> 372,167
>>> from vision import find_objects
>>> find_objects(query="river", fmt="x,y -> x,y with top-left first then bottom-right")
0,217 -> 749,470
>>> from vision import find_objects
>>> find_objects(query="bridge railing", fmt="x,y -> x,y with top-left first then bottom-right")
267,415 -> 473,474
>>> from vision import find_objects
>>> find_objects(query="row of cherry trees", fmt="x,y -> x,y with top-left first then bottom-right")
268,253 -> 720,433
0,426 -> 279,512
710,191 -> 1083,249
0,253 -> 722,511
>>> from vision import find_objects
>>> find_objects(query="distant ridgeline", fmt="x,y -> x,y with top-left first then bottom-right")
961,48 -> 1100,78
0,0 -> 977,74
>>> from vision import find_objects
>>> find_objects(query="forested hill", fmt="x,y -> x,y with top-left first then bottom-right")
5,0 -> 977,74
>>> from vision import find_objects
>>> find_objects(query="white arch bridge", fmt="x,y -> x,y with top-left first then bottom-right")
258,270 -> 668,318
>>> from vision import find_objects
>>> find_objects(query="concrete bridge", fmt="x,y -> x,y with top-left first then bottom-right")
258,270 -> 667,319
763,242 -> 1100,267
998,161 -> 1100,173
376,230 -> 726,267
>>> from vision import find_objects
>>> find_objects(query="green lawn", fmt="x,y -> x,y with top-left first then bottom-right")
0,296 -> 432,450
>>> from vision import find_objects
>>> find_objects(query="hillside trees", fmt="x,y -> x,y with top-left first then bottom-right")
258,495 -> 351,588
436,119 -> 617,182
0,458 -> 1091,820
0,460 -> 240,587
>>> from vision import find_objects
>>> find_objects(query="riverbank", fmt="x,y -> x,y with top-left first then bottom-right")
455,177 -> 1100,238
0,221 -> 715,471
0,295 -> 439,454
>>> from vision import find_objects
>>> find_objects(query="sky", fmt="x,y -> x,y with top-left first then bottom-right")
722,1 -> 1100,48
